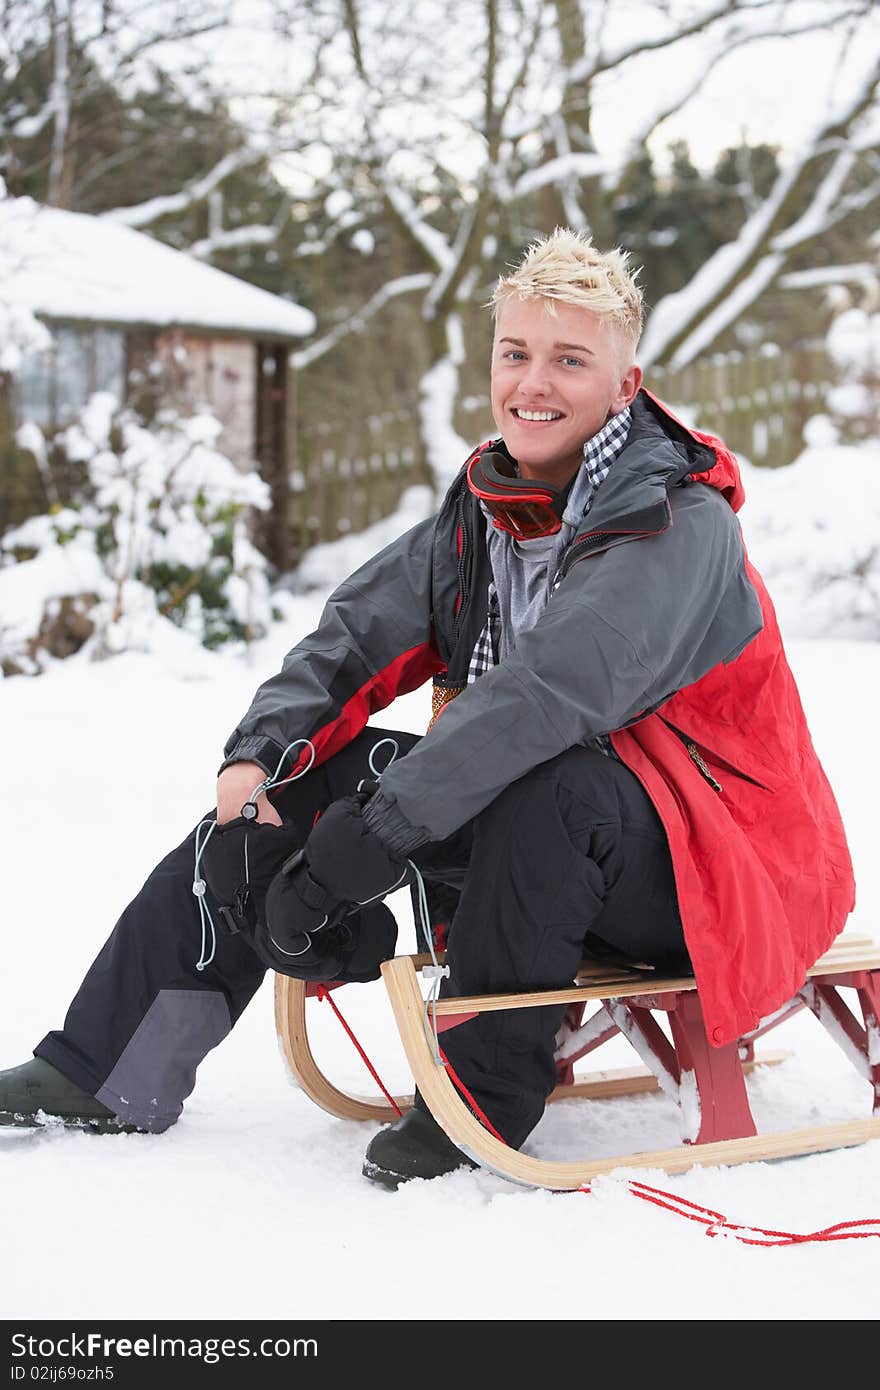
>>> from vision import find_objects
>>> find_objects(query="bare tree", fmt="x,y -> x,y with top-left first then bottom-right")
276,0 -> 879,483
4,1 -> 878,487
0,1 -> 315,215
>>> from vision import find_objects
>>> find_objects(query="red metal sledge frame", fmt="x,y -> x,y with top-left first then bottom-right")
549,991 -> 758,1144
499,966 -> 880,1146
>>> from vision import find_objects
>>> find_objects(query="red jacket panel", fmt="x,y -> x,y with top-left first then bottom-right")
613,426 -> 855,1044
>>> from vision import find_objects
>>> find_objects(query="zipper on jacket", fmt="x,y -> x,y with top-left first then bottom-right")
559,532 -> 616,576
685,742 -> 723,793
660,716 -> 772,792
453,491 -> 474,634
559,499 -> 673,579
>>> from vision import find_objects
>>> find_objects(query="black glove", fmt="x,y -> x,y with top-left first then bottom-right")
199,817 -> 300,939
199,797 -> 404,984
263,792 -> 408,980
302,791 -> 410,909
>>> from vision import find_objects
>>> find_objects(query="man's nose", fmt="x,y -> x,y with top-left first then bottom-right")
517,360 -> 552,395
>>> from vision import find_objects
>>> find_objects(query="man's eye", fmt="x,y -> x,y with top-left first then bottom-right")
562,356 -> 584,367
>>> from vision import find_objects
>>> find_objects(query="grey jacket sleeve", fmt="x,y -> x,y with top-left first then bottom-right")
221,515 -> 441,777
363,484 -> 763,853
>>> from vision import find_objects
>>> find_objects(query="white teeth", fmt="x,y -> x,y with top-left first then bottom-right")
515,409 -> 562,422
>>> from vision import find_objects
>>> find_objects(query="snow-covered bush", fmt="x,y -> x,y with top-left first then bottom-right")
824,307 -> 880,445
1,393 -> 274,674
0,300 -> 51,374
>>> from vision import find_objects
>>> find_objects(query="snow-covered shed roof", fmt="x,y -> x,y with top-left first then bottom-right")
0,196 -> 315,340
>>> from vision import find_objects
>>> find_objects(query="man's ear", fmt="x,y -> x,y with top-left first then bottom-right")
612,362 -> 642,413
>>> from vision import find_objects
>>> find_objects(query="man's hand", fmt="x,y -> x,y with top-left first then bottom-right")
264,793 -> 408,953
305,794 -> 409,906
261,793 -> 406,979
216,761 -> 282,826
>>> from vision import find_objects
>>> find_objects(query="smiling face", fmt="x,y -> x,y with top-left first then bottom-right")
490,297 -> 642,490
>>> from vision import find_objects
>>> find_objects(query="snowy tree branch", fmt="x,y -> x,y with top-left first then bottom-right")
188,224 -> 279,259
382,181 -> 454,271
10,97 -> 56,140
291,273 -> 433,369
660,253 -> 784,369
511,150 -> 606,200
571,0 -> 863,84
639,53 -> 880,368
773,153 -> 880,252
99,147 -> 271,227
778,263 -> 879,291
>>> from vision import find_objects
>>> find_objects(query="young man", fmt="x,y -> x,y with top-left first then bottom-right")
0,229 -> 855,1188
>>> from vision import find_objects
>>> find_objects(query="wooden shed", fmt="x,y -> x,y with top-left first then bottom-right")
0,196 -> 315,569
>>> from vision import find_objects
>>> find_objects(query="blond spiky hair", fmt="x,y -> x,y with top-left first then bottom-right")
491,227 -> 644,344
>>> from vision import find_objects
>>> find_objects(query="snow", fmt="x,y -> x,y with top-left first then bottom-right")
1,433 -> 880,1321
0,195 -> 315,338
417,315 -> 472,489
294,486 -> 435,591
738,442 -> 880,641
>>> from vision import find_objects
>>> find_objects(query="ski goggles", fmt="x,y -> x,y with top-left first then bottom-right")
466,449 -> 567,541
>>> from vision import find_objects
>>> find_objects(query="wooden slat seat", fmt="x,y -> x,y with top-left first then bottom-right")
429,932 -> 880,1017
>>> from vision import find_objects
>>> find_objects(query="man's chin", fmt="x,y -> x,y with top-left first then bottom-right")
503,442 -> 581,483
501,434 -> 564,468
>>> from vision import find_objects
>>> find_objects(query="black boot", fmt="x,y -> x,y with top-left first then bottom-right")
0,1058 -> 143,1134
362,1106 -> 478,1189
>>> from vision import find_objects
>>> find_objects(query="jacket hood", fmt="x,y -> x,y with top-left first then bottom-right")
641,389 -> 746,513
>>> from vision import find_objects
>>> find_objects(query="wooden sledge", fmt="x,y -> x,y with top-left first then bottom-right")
275,931 -> 880,1189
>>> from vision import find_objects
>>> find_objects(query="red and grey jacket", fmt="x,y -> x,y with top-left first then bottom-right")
223,391 -> 855,1045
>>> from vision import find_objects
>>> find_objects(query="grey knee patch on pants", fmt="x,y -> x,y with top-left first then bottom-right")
96,989 -> 231,1132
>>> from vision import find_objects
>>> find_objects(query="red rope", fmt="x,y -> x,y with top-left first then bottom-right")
439,1047 -> 880,1245
579,1179 -> 880,1246
316,985 -> 403,1117
438,1046 -> 507,1143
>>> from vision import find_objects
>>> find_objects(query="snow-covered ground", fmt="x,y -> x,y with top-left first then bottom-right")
1,445 -> 879,1324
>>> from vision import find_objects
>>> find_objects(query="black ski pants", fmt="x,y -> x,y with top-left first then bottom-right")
36,729 -> 686,1145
